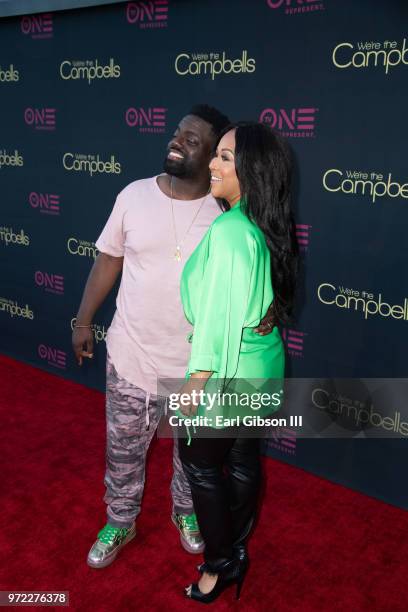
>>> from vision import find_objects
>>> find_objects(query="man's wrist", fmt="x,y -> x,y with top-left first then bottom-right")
74,319 -> 93,329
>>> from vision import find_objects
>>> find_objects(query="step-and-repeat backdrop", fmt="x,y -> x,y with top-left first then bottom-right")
1,0 -> 407,508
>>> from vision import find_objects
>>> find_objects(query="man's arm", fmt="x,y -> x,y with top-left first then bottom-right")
72,252 -> 123,365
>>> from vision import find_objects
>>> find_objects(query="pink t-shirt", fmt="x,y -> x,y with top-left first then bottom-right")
95,175 -> 222,393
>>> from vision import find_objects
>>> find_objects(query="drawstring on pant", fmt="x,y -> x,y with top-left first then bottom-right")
145,391 -> 151,430
185,423 -> 192,446
184,422 -> 197,446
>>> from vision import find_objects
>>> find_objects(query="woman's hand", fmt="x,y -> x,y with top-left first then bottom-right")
254,302 -> 276,336
178,372 -> 212,416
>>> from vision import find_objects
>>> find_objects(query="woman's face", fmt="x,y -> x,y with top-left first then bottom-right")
209,129 -> 241,206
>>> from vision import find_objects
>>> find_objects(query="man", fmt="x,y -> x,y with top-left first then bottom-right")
72,105 -> 274,569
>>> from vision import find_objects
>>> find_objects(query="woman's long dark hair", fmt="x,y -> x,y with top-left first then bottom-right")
218,121 -> 298,325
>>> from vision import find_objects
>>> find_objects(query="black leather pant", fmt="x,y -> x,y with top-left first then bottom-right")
178,428 -> 261,573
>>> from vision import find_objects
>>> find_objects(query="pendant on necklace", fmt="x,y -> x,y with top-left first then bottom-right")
174,246 -> 182,261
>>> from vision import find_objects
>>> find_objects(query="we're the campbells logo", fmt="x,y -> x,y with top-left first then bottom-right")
0,64 -> 19,83
175,51 -> 255,79
67,237 -> 98,259
0,297 -> 33,320
59,59 -> 120,84
0,227 -> 30,246
332,39 -> 408,74
323,169 -> 408,204
63,153 -> 121,176
318,284 -> 408,322
0,149 -> 24,169
312,387 -> 408,437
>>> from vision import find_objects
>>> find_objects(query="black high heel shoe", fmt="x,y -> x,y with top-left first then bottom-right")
185,558 -> 247,604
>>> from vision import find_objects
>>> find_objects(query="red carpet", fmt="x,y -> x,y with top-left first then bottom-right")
0,354 -> 407,611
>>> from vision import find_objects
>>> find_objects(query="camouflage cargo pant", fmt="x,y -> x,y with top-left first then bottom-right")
104,354 -> 193,528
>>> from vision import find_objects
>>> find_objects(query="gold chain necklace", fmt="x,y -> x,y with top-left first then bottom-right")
170,177 -> 208,261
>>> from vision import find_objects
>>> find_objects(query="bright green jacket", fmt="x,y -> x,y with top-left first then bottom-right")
180,201 -> 285,425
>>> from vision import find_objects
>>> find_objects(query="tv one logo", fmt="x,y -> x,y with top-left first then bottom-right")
24,108 -> 56,131
38,344 -> 66,369
126,1 -> 169,28
296,224 -> 311,250
29,192 -> 60,215
125,107 -> 166,133
260,108 -> 318,137
267,426 -> 297,456
34,271 -> 64,295
267,0 -> 325,15
21,13 -> 53,39
282,328 -> 306,358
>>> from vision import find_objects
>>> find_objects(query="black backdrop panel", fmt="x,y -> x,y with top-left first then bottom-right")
1,0 -> 407,507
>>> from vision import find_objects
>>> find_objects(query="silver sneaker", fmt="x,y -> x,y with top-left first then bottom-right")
87,523 -> 136,568
172,513 -> 205,554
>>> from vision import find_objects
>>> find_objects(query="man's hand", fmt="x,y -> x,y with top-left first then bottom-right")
254,303 -> 276,336
72,327 -> 94,366
72,252 -> 123,366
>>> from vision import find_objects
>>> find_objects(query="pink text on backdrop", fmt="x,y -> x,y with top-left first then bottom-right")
21,13 -> 53,39
29,192 -> 60,215
38,344 -> 66,368
34,271 -> 64,295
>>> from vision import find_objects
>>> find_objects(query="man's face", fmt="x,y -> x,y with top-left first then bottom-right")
164,114 -> 215,180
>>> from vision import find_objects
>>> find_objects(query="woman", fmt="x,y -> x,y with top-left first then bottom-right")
177,122 -> 298,603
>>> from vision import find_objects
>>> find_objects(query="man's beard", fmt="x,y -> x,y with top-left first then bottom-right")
163,156 -> 197,179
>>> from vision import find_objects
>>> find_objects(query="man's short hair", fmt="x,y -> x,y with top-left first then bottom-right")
188,104 -> 230,138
